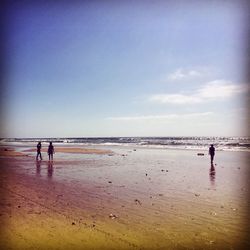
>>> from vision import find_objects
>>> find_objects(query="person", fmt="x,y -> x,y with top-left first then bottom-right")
36,141 -> 42,160
48,142 -> 55,161
209,144 -> 215,163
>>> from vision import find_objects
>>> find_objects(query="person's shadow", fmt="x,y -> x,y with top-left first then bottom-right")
209,163 -> 216,186
47,161 -> 54,178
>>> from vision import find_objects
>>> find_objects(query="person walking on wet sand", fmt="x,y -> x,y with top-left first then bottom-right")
209,144 -> 215,163
36,141 -> 42,160
48,142 -> 55,161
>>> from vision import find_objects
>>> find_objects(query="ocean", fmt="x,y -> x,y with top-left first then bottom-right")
1,136 -> 250,152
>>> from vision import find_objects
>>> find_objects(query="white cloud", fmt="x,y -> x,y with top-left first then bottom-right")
150,94 -> 202,104
167,68 -> 202,81
198,80 -> 247,99
150,80 -> 247,105
106,112 -> 213,121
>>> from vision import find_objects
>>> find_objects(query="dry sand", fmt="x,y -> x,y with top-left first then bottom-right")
0,147 -> 28,157
23,147 -> 114,155
0,145 -> 249,250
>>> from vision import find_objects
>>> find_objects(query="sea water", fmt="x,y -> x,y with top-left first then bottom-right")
1,136 -> 250,152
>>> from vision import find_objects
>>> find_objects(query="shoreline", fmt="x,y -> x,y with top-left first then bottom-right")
1,143 -> 249,154
1,135 -> 250,154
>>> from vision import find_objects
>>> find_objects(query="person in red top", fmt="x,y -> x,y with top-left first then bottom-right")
48,142 -> 55,161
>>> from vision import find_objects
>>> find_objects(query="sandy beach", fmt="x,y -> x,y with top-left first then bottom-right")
0,144 -> 249,250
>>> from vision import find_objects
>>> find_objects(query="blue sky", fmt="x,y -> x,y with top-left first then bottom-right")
1,0 -> 249,137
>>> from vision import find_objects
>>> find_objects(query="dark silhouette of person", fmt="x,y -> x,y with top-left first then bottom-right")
48,142 -> 55,161
36,141 -> 42,160
209,144 -> 215,163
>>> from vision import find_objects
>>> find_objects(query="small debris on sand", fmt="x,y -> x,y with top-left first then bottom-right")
195,193 -> 200,197
197,153 -> 204,156
134,199 -> 142,205
108,181 -> 112,184
109,213 -> 118,219
72,222 -> 75,225
210,212 -> 217,216
161,169 -> 168,172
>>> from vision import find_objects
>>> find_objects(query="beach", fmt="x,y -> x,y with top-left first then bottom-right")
0,144 -> 249,250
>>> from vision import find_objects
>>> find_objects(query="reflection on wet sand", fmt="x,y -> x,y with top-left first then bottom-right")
36,160 -> 41,176
48,161 -> 54,178
36,161 -> 54,178
209,163 -> 216,186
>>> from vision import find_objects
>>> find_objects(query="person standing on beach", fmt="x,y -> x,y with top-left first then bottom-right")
48,142 -> 55,161
209,144 -> 215,163
36,141 -> 42,160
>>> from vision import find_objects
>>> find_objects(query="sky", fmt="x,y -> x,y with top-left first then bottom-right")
1,0 -> 249,138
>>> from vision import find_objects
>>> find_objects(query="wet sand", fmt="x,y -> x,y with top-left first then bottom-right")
0,145 -> 249,249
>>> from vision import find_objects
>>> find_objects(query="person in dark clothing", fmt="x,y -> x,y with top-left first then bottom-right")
36,142 -> 42,160
48,142 -> 55,161
209,144 -> 215,163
